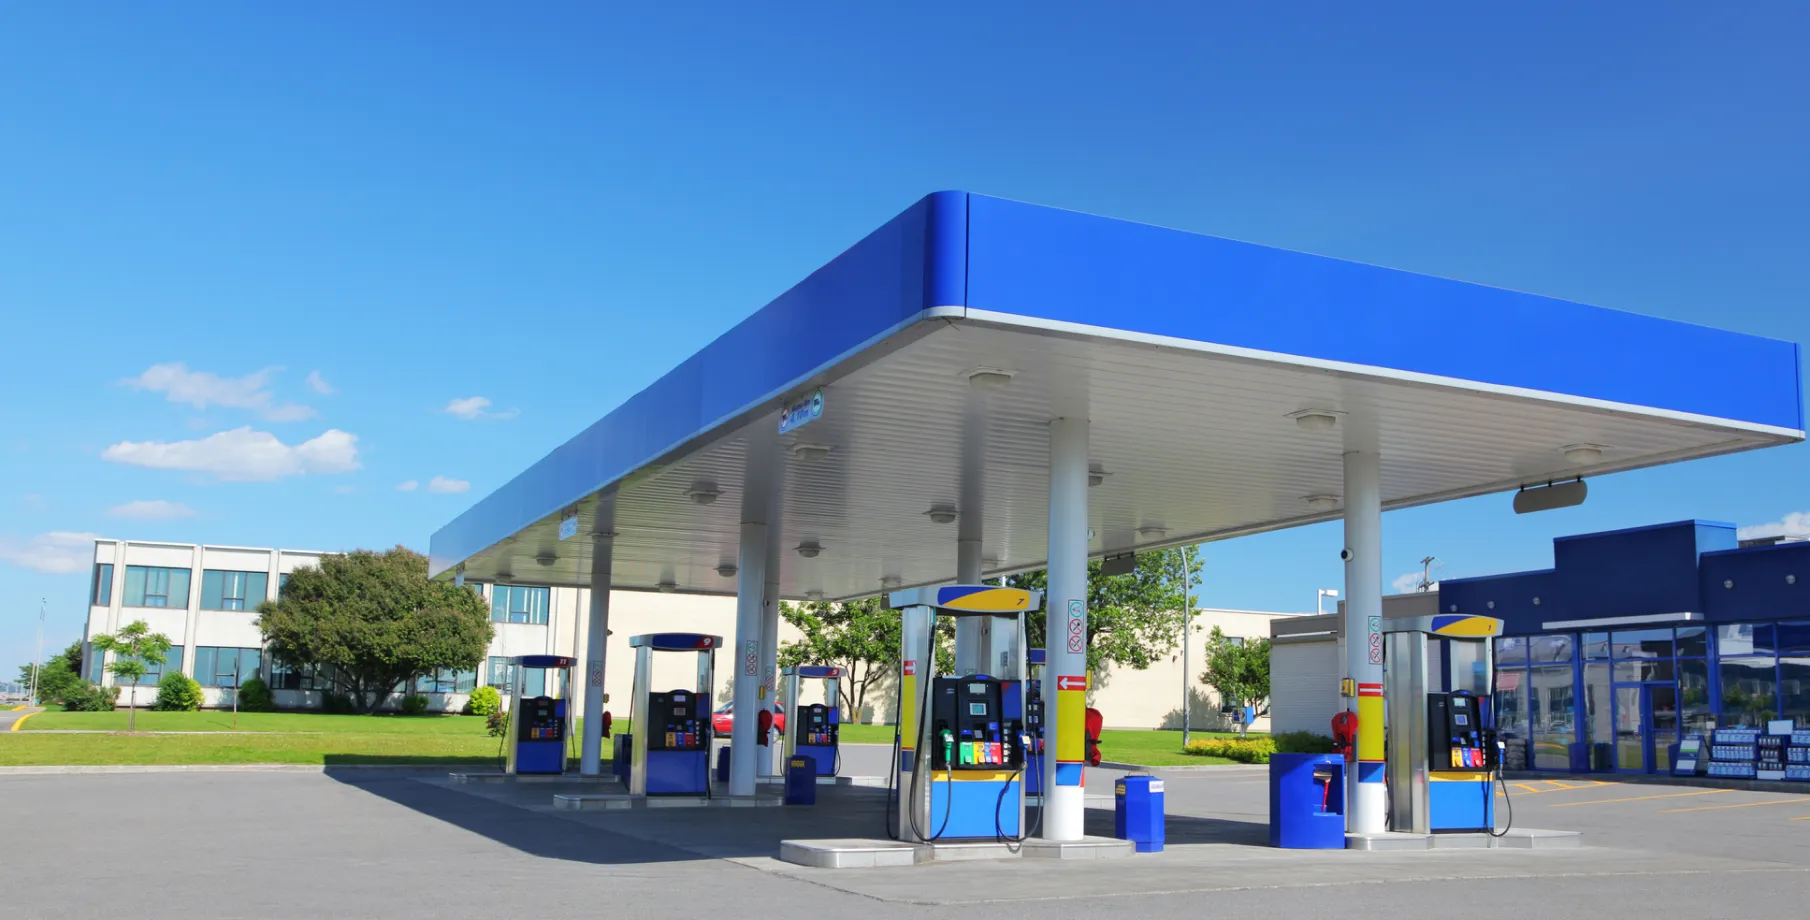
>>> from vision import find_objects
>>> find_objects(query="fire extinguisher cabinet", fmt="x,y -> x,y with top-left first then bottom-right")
1269,753 -> 1346,848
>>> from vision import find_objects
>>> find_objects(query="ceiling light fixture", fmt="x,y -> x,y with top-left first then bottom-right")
1088,463 -> 1110,488
790,443 -> 833,462
965,367 -> 1017,391
686,482 -> 721,504
1287,408 -> 1344,431
1136,525 -> 1168,540
1562,443 -> 1606,465
534,552 -> 557,567
805,590 -> 825,602
880,575 -> 902,589
1305,494 -> 1341,512
796,541 -> 822,559
657,580 -> 678,593
925,504 -> 958,525
716,563 -> 738,578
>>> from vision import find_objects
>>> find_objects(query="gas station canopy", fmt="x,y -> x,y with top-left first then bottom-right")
428,192 -> 1802,600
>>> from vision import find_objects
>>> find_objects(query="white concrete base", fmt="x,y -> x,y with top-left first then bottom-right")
1021,835 -> 1135,859
551,793 -> 784,810
755,774 -> 888,788
778,839 -> 918,869
914,840 -> 1021,862
1347,828 -> 1582,851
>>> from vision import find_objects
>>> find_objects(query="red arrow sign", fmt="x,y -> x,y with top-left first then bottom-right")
1056,675 -> 1087,691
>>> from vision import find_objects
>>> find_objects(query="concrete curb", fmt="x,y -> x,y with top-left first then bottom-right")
0,763 -> 474,776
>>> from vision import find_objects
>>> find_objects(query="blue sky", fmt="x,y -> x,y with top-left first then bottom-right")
3,3 -> 1808,670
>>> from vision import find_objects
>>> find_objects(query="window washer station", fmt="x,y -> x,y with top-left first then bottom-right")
627,633 -> 720,796
1380,614 -> 1506,835
781,665 -> 843,778
504,655 -> 577,775
890,585 -> 1041,844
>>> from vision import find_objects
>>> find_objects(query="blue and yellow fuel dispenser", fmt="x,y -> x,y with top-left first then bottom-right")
504,655 -> 576,775
627,633 -> 720,796
888,585 -> 1042,843
1381,614 -> 1505,835
1024,648 -> 1046,800
781,665 -> 842,778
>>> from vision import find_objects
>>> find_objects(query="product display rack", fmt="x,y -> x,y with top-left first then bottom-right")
1708,728 -> 1758,779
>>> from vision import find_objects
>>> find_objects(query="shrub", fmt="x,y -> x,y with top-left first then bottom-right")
151,671 -> 204,711
1184,736 -> 1278,764
61,681 -> 119,712
321,692 -> 358,714
1273,731 -> 1338,754
236,676 -> 275,712
463,685 -> 502,717
400,693 -> 431,716
486,708 -> 509,738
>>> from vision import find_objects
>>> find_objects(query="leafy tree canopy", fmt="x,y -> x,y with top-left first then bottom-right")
91,620 -> 173,730
18,641 -> 86,705
779,597 -> 954,719
1004,545 -> 1203,675
1199,625 -> 1271,714
257,546 -> 492,714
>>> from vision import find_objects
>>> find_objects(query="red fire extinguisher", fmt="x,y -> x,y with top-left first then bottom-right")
1331,711 -> 1359,763
756,708 -> 774,746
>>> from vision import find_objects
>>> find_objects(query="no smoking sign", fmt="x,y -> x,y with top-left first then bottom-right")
1066,600 -> 1085,654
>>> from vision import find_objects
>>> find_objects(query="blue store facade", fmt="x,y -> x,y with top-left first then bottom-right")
1440,521 -> 1810,774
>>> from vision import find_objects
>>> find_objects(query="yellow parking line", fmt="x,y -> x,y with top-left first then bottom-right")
1791,815 -> 1810,821
8,710 -> 38,731
1549,789 -> 1731,807
1661,799 -> 1810,814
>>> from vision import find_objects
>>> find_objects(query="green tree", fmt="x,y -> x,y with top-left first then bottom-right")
18,641 -> 85,705
779,596 -> 954,722
1005,545 -> 1204,675
1199,626 -> 1270,737
257,546 -> 493,714
90,620 -> 173,731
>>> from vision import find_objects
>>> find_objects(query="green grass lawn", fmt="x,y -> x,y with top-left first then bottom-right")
20,709 -> 490,734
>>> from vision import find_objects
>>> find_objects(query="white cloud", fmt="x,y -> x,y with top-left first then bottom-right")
442,396 -> 518,421
124,362 -> 315,422
304,370 -> 335,395
0,531 -> 101,574
1737,512 -> 1810,542
426,476 -> 470,494
102,427 -> 360,482
396,480 -> 419,492
107,499 -> 197,520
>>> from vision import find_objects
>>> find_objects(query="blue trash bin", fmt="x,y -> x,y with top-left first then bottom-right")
785,755 -> 817,805
1269,753 -> 1345,848
1114,774 -> 1165,852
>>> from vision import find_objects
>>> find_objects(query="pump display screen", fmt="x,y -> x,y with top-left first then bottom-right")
1454,714 -> 1469,726
968,683 -> 987,694
968,703 -> 987,716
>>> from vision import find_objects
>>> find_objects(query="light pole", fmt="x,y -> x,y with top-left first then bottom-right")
1316,588 -> 1339,616
28,598 -> 45,706
1179,547 -> 1196,747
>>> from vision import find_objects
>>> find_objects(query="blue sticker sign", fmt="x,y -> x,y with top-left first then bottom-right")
778,389 -> 825,434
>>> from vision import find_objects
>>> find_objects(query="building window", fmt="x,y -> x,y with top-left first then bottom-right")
486,657 -> 545,696
1225,636 -> 1245,648
1718,656 -> 1779,728
1494,636 -> 1528,666
194,647 -> 262,688
123,566 -> 191,608
414,668 -> 477,694
1610,628 -> 1673,660
1528,664 -> 1576,771
92,564 -> 114,606
1529,634 -> 1574,663
271,658 -> 335,691
1581,632 -> 1610,660
490,585 -> 550,625
201,570 -> 270,611
109,647 -> 184,687
1782,656 -> 1810,729
85,645 -> 105,683
278,573 -> 290,598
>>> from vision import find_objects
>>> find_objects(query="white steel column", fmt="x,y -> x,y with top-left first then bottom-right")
578,493 -> 615,776
730,520 -> 769,797
1343,449 -> 1387,834
1042,417 -> 1089,841
758,489 -> 782,779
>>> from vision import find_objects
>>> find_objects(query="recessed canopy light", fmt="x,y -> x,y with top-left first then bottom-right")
796,541 -> 822,559
534,552 -> 557,567
982,554 -> 999,569
657,580 -> 678,593
687,482 -> 721,504
1305,494 -> 1341,512
1136,525 -> 1168,539
805,590 -> 825,602
1287,408 -> 1344,431
790,443 -> 833,462
1088,463 -> 1109,488
925,504 -> 958,525
1562,444 -> 1606,465
716,563 -> 738,578
965,367 -> 1016,391
880,575 -> 902,589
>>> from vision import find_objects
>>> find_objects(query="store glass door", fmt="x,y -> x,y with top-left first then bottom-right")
1612,683 -> 1679,773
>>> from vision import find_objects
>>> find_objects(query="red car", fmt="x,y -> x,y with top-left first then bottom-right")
711,701 -> 786,736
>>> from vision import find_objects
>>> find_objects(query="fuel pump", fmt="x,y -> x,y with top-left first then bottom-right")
887,585 -> 1042,845
782,665 -> 843,777
1381,615 -> 1506,835
627,633 -> 720,796
503,655 -> 576,775
1024,649 -> 1046,799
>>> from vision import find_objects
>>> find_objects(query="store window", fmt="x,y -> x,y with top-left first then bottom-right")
490,585 -> 550,625
1528,665 -> 1576,770
1719,656 -> 1779,728
1614,659 -> 1675,683
1581,632 -> 1610,660
1611,628 -> 1672,660
1494,636 -> 1528,666
1582,663 -> 1612,769
1777,620 -> 1810,656
1679,659 -> 1714,735
1529,634 -> 1574,664
1675,626 -> 1708,658
1716,623 -> 1764,657
1779,657 -> 1810,729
